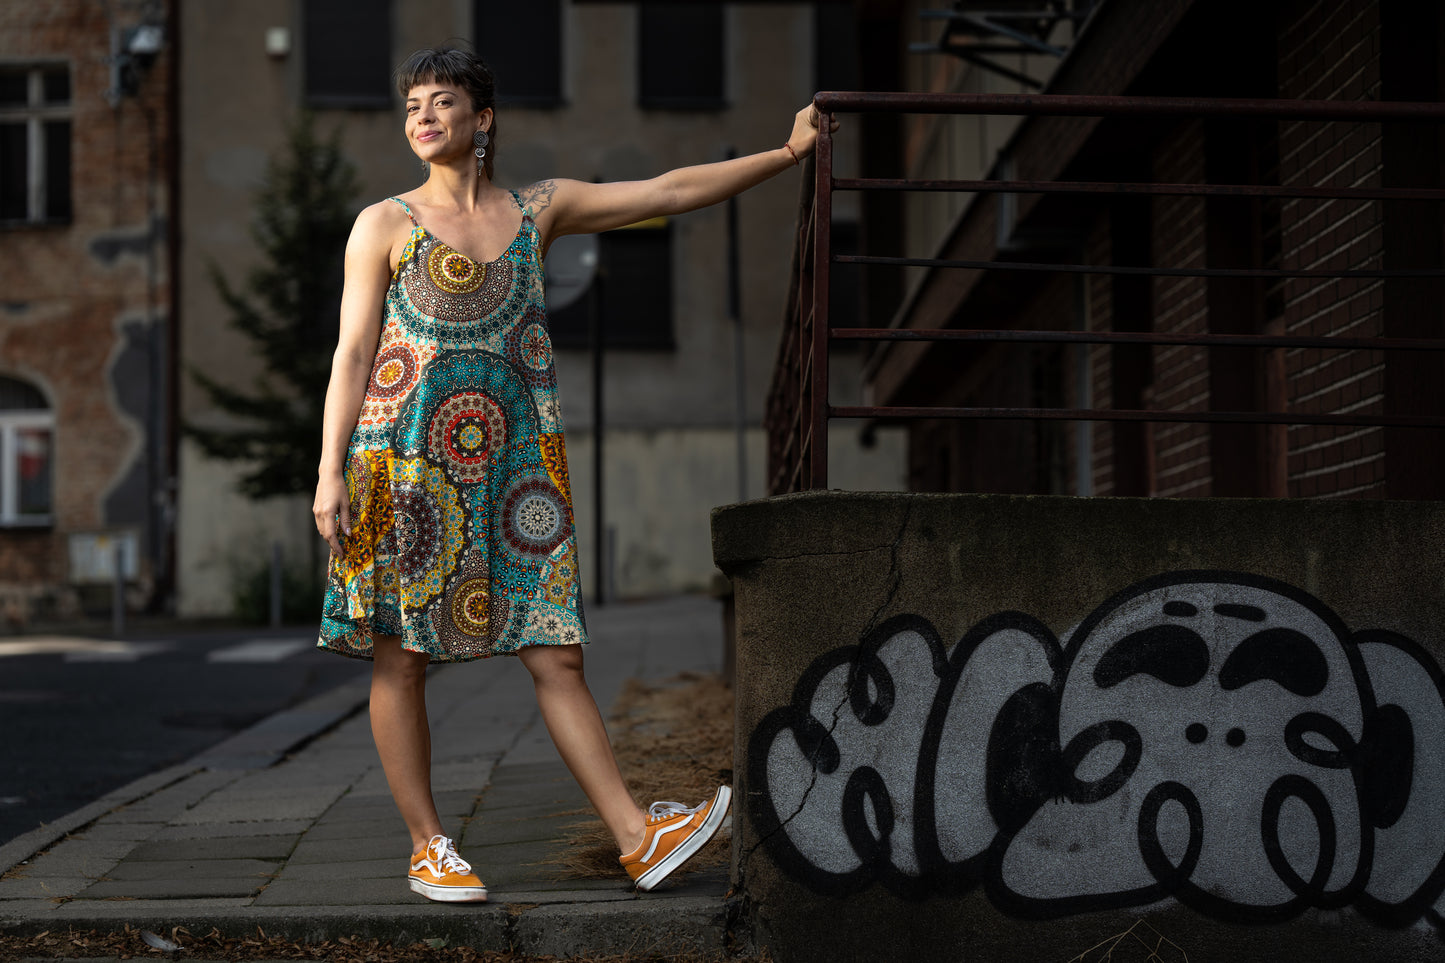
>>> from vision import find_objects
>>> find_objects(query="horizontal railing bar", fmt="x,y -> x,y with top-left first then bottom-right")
919,8 -> 1092,21
835,253 -> 1445,280
909,42 -> 1052,55
831,327 -> 1445,352
830,405 -> 1445,428
831,177 -> 1445,202
812,91 -> 1445,122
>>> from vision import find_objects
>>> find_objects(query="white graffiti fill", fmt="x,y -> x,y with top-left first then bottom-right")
749,572 -> 1445,926
1006,581 -> 1365,916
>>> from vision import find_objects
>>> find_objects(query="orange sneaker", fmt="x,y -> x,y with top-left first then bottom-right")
619,785 -> 732,891
408,834 -> 487,902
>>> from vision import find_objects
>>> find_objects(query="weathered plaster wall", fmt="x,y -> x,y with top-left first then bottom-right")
713,492 -> 1445,962
176,2 -> 876,613
0,1 -> 173,609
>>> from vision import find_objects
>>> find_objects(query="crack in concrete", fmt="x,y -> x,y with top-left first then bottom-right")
861,503 -> 911,638
741,684 -> 851,882
740,506 -> 912,881
758,543 -> 899,563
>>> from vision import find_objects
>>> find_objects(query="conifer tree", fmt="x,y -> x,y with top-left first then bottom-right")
186,116 -> 359,500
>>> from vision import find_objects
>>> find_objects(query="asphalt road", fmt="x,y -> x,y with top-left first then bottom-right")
0,628 -> 368,846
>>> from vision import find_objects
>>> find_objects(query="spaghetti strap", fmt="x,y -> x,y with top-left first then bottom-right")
387,196 -> 418,223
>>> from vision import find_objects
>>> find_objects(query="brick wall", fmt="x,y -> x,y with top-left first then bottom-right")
1085,223 -> 1113,495
0,2 -> 173,603
1277,0 -> 1387,498
1148,120 -> 1211,497
1034,0 -> 1401,500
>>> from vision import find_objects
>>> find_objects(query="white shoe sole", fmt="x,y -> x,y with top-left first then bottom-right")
635,785 -> 732,892
408,876 -> 488,902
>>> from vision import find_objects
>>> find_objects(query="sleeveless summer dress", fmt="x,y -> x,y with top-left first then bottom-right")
318,192 -> 586,661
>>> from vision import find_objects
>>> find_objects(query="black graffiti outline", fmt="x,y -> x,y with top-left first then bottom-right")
747,611 -> 1062,900
748,569 -> 1445,930
995,570 -> 1380,922
1351,628 -> 1445,928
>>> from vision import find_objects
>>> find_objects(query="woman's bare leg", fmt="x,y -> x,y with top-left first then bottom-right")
369,634 -> 443,852
518,644 -> 647,854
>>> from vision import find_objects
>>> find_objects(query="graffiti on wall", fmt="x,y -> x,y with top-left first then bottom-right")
749,572 -> 1445,927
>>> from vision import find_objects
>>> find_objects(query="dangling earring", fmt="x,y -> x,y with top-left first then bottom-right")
420,159 -> 429,177
473,129 -> 489,177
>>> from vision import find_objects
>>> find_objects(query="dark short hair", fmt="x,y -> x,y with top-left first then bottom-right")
394,47 -> 498,180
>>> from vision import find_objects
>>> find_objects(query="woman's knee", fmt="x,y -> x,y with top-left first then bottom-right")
372,634 -> 430,685
519,643 -> 585,686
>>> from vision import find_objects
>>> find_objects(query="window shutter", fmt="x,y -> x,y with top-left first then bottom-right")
474,0 -> 563,106
304,0 -> 392,109
638,3 -> 725,109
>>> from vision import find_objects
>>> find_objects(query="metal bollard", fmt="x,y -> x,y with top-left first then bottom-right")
111,540 -> 125,639
269,540 -> 283,628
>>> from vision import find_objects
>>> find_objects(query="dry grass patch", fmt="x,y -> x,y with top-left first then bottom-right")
546,671 -> 734,880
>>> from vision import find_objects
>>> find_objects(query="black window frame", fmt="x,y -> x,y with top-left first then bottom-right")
548,222 -> 675,350
474,0 -> 565,107
814,2 -> 860,94
0,62 -> 72,227
637,2 -> 727,110
302,0 -> 393,109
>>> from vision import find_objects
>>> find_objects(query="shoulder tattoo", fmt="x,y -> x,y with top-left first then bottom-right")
519,180 -> 557,217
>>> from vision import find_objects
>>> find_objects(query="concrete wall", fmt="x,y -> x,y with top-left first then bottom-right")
175,1 -> 879,614
713,492 -> 1445,962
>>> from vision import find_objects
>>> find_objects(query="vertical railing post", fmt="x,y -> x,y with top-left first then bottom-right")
810,105 -> 833,490
796,161 -> 816,492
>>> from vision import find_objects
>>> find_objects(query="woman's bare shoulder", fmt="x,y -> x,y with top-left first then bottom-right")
346,198 -> 415,262
353,198 -> 414,235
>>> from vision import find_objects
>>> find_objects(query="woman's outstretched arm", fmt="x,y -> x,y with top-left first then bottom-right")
312,202 -> 400,555
526,104 -> 834,247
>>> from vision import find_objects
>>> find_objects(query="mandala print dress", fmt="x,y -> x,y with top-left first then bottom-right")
318,193 -> 586,661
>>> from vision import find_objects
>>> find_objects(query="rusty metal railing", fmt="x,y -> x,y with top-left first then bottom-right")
765,92 -> 1445,495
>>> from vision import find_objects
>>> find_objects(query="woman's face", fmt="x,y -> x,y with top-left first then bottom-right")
405,81 -> 489,163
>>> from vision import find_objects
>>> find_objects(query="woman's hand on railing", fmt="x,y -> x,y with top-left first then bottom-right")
786,104 -> 841,162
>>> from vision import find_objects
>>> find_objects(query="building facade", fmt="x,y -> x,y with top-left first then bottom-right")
175,1 -> 903,616
843,0 -> 1444,501
0,0 -> 176,624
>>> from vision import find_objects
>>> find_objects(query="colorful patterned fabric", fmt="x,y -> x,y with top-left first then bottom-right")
319,192 -> 586,661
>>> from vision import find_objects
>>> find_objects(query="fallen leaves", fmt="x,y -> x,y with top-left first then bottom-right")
0,923 -> 766,962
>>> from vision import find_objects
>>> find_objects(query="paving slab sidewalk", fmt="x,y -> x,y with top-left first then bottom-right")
0,596 -> 738,958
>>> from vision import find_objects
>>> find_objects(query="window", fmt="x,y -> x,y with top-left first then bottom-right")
474,0 -> 563,106
303,0 -> 392,108
549,222 -> 673,349
815,3 -> 860,93
0,376 -> 53,526
637,3 -> 725,109
0,63 -> 72,225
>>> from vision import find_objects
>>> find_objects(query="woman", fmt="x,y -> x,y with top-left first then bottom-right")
312,47 -> 829,902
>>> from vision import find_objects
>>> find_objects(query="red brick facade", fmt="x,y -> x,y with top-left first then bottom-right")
872,0 -> 1443,502
1277,0 -> 1387,498
0,2 -> 174,617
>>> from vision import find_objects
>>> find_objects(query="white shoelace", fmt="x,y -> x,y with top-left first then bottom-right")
426,835 -> 473,875
646,799 -> 704,823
